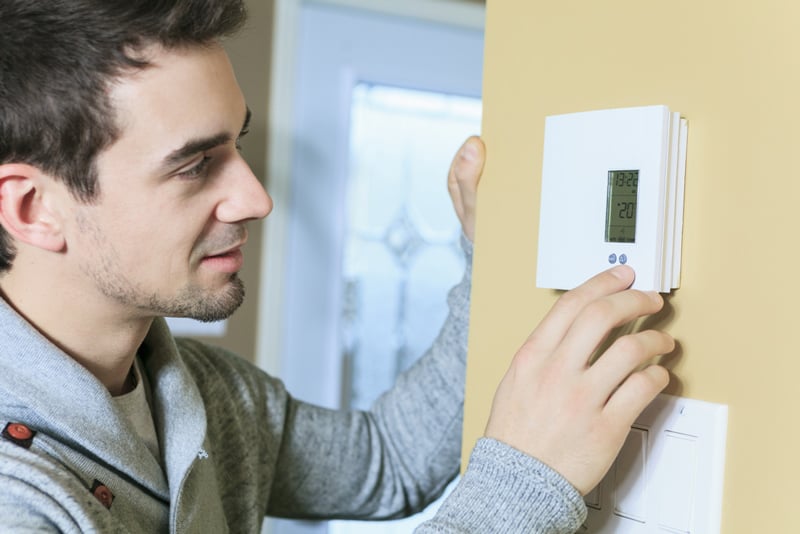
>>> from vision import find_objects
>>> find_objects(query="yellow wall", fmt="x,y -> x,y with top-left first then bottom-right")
464,1 -> 800,530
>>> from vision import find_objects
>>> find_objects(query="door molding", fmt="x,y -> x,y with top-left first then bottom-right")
307,0 -> 485,30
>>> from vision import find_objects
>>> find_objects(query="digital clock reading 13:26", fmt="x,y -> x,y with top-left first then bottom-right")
605,169 -> 639,243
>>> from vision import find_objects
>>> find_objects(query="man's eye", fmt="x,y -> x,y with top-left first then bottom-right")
178,156 -> 212,179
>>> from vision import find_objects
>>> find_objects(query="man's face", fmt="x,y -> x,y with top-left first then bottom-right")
65,44 -> 272,322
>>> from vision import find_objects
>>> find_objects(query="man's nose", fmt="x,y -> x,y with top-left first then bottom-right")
215,155 -> 273,223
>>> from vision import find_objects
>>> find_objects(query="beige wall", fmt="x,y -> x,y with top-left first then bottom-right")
464,0 -> 800,530
190,0 -> 274,361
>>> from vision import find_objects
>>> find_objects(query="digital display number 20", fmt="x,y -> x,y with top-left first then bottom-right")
605,170 -> 639,243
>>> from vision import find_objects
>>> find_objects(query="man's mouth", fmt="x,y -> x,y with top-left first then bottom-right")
200,247 -> 244,274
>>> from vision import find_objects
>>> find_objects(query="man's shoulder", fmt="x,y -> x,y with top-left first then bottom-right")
171,336 -> 288,407
173,336 -> 261,380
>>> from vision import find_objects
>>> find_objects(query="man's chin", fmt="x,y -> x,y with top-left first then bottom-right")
165,277 -> 245,322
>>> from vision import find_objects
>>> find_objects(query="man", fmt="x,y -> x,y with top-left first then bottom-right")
0,1 -> 673,532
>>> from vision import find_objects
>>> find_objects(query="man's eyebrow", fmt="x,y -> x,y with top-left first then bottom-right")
161,107 -> 252,169
162,132 -> 231,169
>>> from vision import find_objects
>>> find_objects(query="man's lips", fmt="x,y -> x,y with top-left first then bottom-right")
200,247 -> 244,273
205,242 -> 245,258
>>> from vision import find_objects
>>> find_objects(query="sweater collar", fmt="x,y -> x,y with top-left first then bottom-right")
0,296 -> 207,501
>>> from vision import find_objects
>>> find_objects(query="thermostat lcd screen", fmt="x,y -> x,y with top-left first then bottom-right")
605,170 -> 639,243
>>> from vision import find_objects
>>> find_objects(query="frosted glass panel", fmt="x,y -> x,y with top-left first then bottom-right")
342,242 -> 402,406
341,84 -> 481,410
404,247 -> 465,372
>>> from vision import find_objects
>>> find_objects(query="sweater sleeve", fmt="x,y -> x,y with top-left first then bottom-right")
416,438 -> 587,533
267,237 -> 473,519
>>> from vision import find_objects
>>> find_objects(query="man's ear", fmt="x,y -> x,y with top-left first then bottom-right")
0,164 -> 66,252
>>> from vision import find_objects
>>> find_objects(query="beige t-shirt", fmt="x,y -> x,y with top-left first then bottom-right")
113,357 -> 160,462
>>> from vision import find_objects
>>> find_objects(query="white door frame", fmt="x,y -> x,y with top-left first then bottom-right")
254,0 -> 485,374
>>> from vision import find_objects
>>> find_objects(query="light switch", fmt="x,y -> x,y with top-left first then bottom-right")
654,431 -> 698,533
582,394 -> 727,533
613,428 -> 648,522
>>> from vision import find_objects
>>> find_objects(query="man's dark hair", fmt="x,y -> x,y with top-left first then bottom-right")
0,0 -> 247,272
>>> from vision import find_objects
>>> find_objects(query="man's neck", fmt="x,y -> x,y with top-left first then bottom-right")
0,273 -> 153,396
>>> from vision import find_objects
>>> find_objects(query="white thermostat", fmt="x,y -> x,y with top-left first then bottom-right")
536,105 -> 687,293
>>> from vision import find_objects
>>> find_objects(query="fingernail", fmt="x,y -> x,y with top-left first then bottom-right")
461,141 -> 479,162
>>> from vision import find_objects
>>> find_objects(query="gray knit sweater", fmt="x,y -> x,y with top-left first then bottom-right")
0,250 -> 586,532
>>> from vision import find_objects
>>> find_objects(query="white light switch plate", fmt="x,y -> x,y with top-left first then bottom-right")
582,394 -> 728,533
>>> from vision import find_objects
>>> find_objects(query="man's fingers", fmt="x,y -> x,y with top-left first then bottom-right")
521,266 -> 637,357
603,364 -> 670,424
586,329 -> 675,401
555,289 -> 664,369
